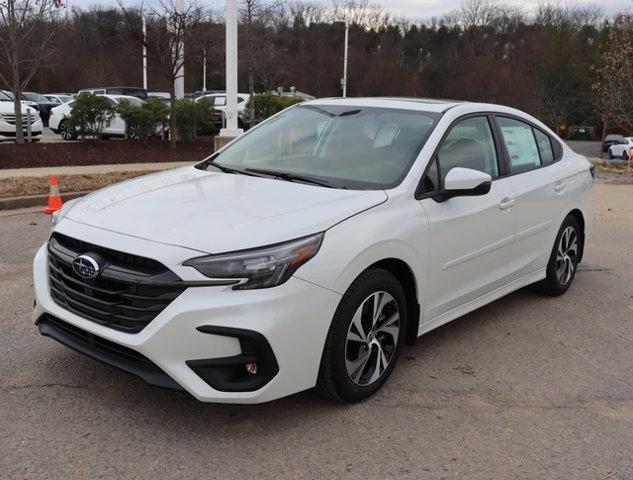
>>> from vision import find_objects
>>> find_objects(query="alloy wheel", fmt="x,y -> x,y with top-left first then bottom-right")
344,291 -> 400,386
60,121 -> 74,140
556,226 -> 578,285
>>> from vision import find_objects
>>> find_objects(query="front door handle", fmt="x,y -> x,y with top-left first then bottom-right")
554,181 -> 567,194
499,198 -> 515,211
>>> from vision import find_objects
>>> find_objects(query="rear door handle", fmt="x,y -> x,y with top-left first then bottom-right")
554,181 -> 567,194
499,198 -> 515,211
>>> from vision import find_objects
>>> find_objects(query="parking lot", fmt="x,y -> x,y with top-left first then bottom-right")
0,181 -> 632,479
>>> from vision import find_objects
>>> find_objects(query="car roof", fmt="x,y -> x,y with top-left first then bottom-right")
302,97 -> 467,113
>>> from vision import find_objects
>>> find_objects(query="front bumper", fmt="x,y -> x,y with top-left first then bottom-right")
33,222 -> 341,403
0,118 -> 43,138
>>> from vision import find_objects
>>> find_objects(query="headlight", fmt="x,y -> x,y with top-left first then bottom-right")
183,233 -> 324,290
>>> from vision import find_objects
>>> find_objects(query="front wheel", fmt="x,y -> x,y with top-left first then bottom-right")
58,120 -> 77,141
317,268 -> 407,402
537,215 -> 581,296
608,150 -> 614,160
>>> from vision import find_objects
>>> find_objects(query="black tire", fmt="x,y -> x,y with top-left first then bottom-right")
317,268 -> 407,402
59,120 -> 77,141
623,151 -> 629,161
608,150 -> 614,159
537,215 -> 581,296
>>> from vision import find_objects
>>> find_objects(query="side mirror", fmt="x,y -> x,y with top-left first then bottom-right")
438,167 -> 492,201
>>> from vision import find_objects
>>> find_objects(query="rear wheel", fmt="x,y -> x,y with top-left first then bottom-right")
537,215 -> 581,296
59,120 -> 77,141
623,151 -> 629,160
317,268 -> 407,402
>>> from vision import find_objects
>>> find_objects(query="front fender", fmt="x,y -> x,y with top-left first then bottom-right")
295,198 -> 429,308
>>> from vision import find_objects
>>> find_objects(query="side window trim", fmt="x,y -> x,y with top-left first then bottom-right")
415,113 -> 502,200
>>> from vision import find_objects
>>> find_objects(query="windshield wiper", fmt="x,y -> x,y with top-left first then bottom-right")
200,160 -> 260,177
245,168 -> 335,188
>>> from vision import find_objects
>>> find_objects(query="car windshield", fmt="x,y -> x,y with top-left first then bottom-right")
0,91 -> 11,101
207,105 -> 441,190
115,97 -> 143,107
23,92 -> 48,102
606,135 -> 623,141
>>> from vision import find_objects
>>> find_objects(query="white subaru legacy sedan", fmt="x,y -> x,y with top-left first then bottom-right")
33,98 -> 593,403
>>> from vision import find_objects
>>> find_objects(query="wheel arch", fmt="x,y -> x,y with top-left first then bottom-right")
364,258 -> 420,347
567,208 -> 585,263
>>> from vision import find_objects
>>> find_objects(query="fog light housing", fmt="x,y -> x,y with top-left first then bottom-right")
186,326 -> 279,392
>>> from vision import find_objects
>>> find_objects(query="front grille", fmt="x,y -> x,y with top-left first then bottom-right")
47,233 -> 186,333
36,314 -> 183,390
1,114 -> 37,126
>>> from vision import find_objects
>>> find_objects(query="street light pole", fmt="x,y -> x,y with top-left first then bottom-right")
219,0 -> 243,138
338,20 -> 349,98
202,49 -> 207,92
142,15 -> 148,91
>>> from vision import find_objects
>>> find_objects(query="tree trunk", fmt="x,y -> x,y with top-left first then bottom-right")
169,82 -> 177,148
12,66 -> 24,144
600,117 -> 609,146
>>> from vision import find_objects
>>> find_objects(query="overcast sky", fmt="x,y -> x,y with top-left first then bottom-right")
67,0 -> 632,19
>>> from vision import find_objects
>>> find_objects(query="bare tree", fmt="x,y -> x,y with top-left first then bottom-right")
0,0 -> 60,143
536,1 -> 603,29
119,0 -> 207,147
240,0 -> 283,127
285,1 -> 324,27
459,0 -> 500,28
329,0 -> 390,30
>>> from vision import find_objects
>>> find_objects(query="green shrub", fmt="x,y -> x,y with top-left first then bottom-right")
246,93 -> 303,125
117,97 -> 169,141
67,93 -> 116,140
175,98 -> 214,142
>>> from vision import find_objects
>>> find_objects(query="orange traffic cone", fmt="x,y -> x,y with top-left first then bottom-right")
43,176 -> 63,214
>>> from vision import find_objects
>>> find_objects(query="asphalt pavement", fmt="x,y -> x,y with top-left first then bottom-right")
1,182 -> 632,479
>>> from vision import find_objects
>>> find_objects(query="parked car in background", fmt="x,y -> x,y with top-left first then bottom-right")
148,92 -> 170,100
1,90 -> 39,112
196,92 -> 251,128
78,87 -> 148,100
608,137 -> 633,160
22,92 -> 59,126
148,92 -> 171,107
49,94 -> 144,140
33,98 -> 592,403
0,90 -> 42,141
188,90 -> 224,100
603,134 -> 625,153
44,94 -> 74,105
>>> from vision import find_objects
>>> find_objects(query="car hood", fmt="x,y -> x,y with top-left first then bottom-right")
65,166 -> 388,253
0,102 -> 38,115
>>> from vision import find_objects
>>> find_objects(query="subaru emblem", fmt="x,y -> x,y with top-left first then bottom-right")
73,254 -> 100,279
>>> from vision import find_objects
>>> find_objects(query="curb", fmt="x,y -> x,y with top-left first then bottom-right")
0,191 -> 90,211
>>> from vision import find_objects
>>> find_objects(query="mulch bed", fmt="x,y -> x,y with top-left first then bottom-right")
0,137 -> 215,169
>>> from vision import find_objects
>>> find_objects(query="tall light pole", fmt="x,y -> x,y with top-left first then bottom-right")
219,0 -> 243,138
174,0 -> 185,99
202,49 -> 207,92
142,15 -> 148,91
337,20 -> 349,98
